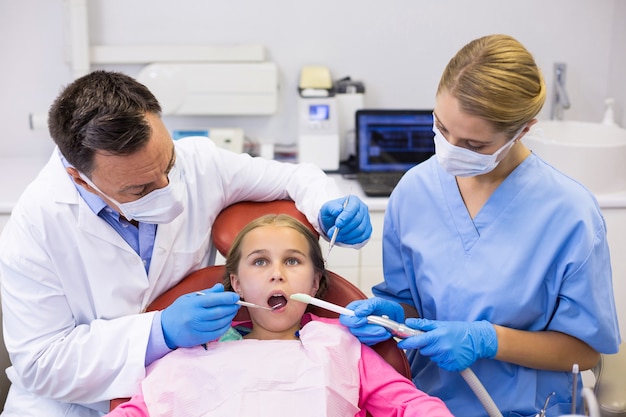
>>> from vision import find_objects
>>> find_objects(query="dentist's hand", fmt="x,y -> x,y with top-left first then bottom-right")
320,196 -> 372,245
339,298 -> 404,346
398,318 -> 498,372
161,283 -> 240,349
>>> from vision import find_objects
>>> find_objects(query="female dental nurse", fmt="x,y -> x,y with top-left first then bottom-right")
340,34 -> 621,417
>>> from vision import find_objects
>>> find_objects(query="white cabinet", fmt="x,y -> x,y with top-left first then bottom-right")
356,212 -> 385,298
325,211 -> 385,297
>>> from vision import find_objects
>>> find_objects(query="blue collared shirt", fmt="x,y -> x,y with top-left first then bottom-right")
74,186 -> 157,274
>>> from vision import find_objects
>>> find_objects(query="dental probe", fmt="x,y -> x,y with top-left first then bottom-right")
289,293 -> 504,417
195,292 -> 275,310
325,192 -> 351,264
236,300 -> 275,311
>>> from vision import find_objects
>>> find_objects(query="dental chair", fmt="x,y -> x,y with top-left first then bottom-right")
110,200 -> 411,412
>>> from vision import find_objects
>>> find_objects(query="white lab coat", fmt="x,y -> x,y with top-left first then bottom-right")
0,137 -> 342,416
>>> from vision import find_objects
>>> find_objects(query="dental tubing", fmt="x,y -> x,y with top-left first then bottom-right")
290,293 -> 504,417
458,367 -> 503,417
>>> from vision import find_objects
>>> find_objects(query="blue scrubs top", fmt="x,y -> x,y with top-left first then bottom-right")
374,153 -> 621,417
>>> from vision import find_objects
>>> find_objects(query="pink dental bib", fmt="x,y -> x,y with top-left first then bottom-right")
142,320 -> 362,417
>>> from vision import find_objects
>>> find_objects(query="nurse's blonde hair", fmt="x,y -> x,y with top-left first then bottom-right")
437,34 -> 546,137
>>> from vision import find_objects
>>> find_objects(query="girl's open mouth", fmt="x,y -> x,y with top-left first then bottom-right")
268,293 -> 287,309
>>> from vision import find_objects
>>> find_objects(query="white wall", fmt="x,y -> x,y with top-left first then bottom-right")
608,0 -> 626,125
0,0 -> 624,158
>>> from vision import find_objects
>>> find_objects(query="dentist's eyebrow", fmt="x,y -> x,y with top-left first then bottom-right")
120,146 -> 176,193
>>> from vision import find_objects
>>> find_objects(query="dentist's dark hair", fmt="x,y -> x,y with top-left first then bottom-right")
223,214 -> 328,299
48,70 -> 162,176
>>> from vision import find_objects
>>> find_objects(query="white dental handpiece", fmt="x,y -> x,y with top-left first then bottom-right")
290,293 -> 355,316
365,315 -> 424,339
289,294 -> 422,338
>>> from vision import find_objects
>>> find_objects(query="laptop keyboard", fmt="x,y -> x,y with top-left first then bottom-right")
360,173 -> 404,187
357,172 -> 406,196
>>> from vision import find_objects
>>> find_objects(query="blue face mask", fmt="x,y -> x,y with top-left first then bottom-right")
80,164 -> 186,224
432,123 -> 523,177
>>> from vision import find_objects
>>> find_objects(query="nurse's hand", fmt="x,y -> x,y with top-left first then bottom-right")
339,298 -> 404,346
398,318 -> 498,372
161,283 -> 240,349
320,196 -> 372,245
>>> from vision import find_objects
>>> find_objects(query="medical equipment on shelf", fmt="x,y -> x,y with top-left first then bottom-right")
325,192 -> 351,264
173,128 -> 245,153
290,293 -> 504,417
297,66 -> 340,171
334,77 -> 365,162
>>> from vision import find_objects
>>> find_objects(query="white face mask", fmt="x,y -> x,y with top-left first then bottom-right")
80,164 -> 185,224
432,123 -> 522,177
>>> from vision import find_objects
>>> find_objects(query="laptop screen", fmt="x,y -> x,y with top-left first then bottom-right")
356,109 -> 435,173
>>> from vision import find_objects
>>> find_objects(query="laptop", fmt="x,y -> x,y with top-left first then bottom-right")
356,109 -> 435,197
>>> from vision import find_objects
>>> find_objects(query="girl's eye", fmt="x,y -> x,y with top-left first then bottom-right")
285,258 -> 300,266
253,258 -> 268,267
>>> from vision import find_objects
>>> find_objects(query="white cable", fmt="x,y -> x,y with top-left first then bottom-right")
582,387 -> 600,417
460,369 -> 503,417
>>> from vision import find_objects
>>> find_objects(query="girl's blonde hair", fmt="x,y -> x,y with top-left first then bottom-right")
437,34 -> 546,137
223,214 -> 328,298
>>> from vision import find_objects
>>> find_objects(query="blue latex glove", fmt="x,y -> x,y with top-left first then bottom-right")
161,283 -> 240,349
339,297 -> 404,346
320,195 -> 372,245
398,318 -> 498,372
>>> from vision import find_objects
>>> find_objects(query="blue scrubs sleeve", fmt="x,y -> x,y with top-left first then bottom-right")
548,221 -> 621,353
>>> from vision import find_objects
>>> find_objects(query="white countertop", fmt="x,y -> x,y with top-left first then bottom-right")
1,158 -> 625,215
329,174 -> 626,210
328,174 -> 389,211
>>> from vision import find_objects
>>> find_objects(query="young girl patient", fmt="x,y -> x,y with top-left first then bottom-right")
106,214 -> 454,417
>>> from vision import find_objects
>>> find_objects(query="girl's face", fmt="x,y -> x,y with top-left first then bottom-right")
230,224 -> 321,340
